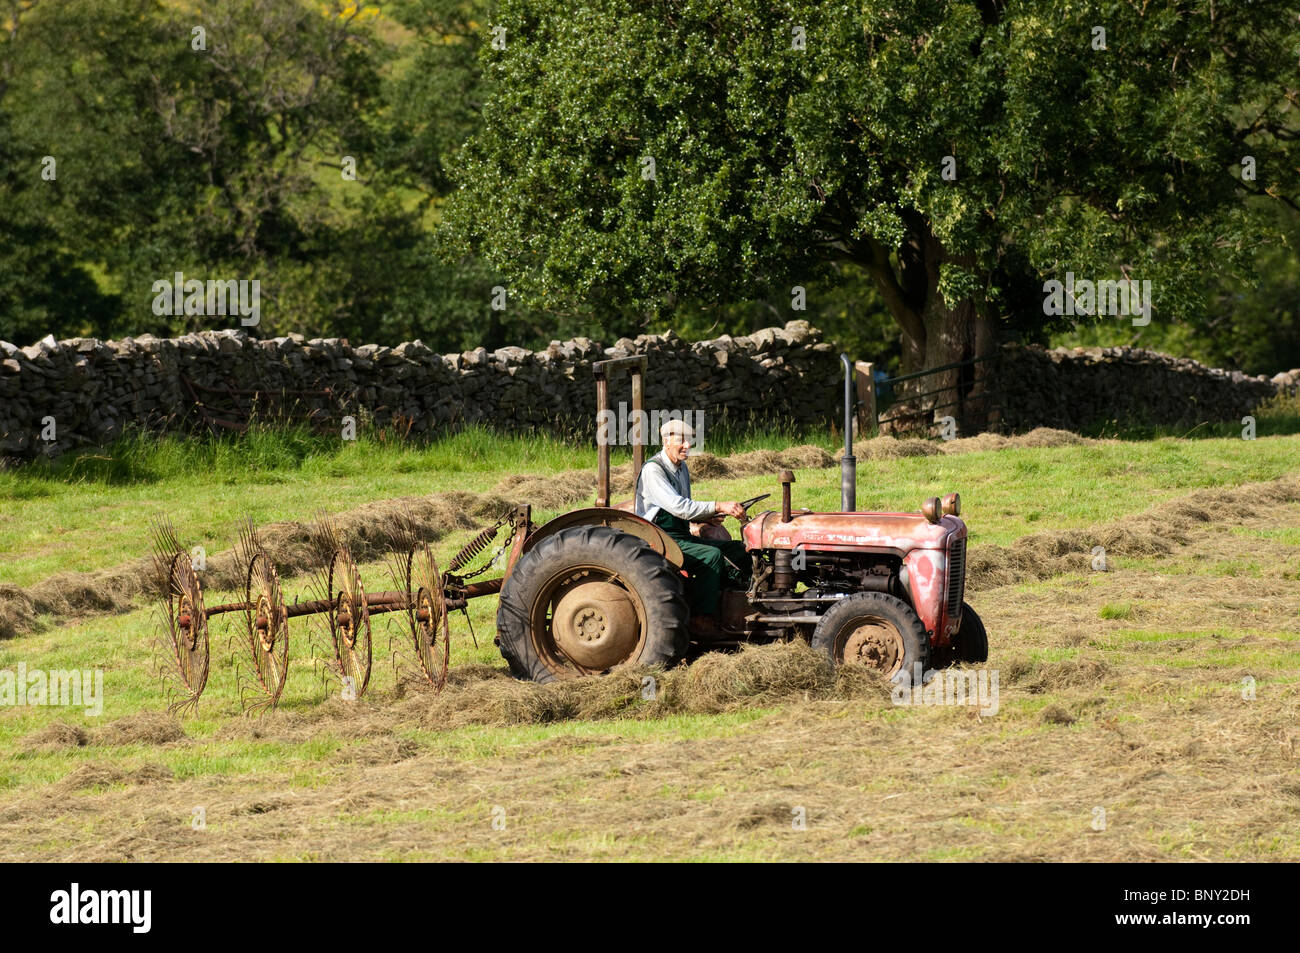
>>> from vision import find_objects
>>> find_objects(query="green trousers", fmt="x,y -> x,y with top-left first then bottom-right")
652,510 -> 750,616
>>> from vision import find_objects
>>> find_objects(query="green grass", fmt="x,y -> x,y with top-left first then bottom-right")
4,422 -> 1300,586
2,419 -> 1299,860
1076,391 -> 1300,440
0,421 -> 837,586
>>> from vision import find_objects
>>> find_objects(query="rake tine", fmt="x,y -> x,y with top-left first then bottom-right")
149,514 -> 209,714
236,519 -> 289,714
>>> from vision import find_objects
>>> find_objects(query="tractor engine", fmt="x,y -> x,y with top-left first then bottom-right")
735,471 -> 968,651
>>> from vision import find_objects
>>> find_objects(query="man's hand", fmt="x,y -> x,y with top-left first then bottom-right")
716,501 -> 746,519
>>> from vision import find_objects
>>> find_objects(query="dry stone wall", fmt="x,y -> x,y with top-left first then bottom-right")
0,321 -> 839,461
992,344 -> 1291,434
0,323 -> 1294,463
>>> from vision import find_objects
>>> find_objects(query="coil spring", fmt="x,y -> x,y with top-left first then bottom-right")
447,514 -> 511,574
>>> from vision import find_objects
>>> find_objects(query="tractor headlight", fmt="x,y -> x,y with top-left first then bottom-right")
921,497 -> 942,524
941,492 -> 961,517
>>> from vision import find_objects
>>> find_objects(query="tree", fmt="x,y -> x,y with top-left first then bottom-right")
0,0 -> 390,342
0,0 -> 121,342
441,0 -> 1300,424
1053,201 -> 1300,377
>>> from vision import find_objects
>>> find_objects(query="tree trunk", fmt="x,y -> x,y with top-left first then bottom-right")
916,290 -> 994,437
862,227 -> 997,437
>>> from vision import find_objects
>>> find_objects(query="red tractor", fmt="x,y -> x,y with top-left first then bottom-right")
495,355 -> 986,683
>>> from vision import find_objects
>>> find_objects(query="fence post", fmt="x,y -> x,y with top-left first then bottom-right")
854,361 -> 876,437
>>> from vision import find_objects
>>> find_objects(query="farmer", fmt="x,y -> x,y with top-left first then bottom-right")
635,418 -> 750,636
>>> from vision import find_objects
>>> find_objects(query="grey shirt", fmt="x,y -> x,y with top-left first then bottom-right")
635,450 -> 716,524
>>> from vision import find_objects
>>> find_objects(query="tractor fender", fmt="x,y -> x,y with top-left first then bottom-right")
901,548 -> 947,636
521,507 -> 685,570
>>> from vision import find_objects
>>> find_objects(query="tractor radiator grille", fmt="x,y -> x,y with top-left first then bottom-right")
946,537 -> 966,622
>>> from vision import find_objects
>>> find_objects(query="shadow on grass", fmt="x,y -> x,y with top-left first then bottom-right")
1078,392 -> 1300,440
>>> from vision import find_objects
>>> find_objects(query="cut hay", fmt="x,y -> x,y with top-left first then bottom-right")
54,762 -> 174,792
332,737 -> 423,766
997,654 -> 1114,693
392,641 -> 856,729
1039,704 -> 1077,726
21,721 -> 89,752
128,763 -> 174,785
841,427 -> 1092,460
210,642 -> 880,737
674,640 -> 836,711
95,712 -> 188,747
967,475 -> 1300,591
0,563 -> 148,640
942,427 -> 1090,454
840,436 -> 942,460
21,713 -> 184,756
56,764 -> 126,792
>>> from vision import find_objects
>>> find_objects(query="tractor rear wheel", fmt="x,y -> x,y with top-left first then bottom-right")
811,592 -> 929,681
496,526 -> 689,683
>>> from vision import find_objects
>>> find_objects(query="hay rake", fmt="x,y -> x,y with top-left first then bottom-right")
150,506 -> 531,714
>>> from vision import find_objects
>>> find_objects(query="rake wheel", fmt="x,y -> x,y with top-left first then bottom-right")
328,546 -> 372,697
244,550 -> 289,708
165,552 -> 210,704
404,542 -> 449,691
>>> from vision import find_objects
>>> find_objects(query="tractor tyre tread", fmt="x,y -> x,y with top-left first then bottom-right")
810,591 -> 930,679
496,525 -> 689,683
954,602 -> 989,664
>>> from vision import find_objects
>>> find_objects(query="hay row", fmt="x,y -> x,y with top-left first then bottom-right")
967,475 -> 1300,590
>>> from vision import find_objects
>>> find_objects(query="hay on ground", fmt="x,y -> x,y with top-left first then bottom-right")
22,721 -> 89,751
96,712 -> 187,747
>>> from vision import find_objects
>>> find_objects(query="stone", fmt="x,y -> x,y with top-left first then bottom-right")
494,346 -> 530,364
0,322 -> 1289,462
395,341 -> 432,360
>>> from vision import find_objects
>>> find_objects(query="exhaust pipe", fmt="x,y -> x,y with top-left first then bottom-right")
841,353 -> 856,512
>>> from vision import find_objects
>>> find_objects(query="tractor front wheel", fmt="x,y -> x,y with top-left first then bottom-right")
952,602 -> 988,664
496,526 -> 689,683
811,592 -> 929,681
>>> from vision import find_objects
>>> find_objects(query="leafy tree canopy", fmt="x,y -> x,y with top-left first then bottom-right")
442,0 -> 1300,371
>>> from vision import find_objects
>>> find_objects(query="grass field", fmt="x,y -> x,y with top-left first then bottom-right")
1,419 -> 1299,861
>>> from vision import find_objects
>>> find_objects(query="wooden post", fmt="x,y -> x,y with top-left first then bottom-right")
595,371 -> 610,507
631,359 -> 646,489
592,355 -> 648,508
855,361 -> 876,438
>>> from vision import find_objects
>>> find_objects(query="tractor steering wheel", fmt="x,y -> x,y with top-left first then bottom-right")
732,493 -> 771,526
